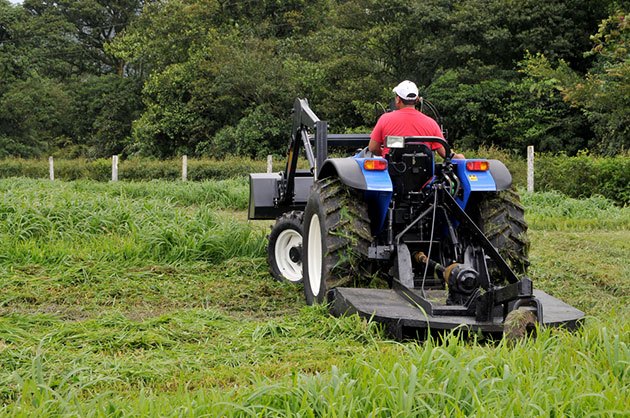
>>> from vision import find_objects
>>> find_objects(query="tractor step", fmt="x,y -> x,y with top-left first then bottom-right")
328,287 -> 584,340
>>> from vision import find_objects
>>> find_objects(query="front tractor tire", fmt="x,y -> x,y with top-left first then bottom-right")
475,189 -> 530,283
267,211 -> 304,283
302,178 -> 372,305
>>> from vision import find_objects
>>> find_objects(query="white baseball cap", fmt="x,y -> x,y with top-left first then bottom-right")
392,80 -> 419,101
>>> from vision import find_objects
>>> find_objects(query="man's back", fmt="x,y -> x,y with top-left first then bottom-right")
370,107 -> 444,154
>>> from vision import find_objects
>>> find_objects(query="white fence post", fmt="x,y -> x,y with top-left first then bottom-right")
48,156 -> 54,181
182,155 -> 188,181
527,145 -> 534,193
267,155 -> 273,173
112,155 -> 119,182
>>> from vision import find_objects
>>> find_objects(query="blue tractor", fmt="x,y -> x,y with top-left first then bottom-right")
249,99 -> 583,339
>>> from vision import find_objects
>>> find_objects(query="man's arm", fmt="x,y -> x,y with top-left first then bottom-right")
368,139 -> 382,156
369,117 -> 384,156
435,145 -> 465,159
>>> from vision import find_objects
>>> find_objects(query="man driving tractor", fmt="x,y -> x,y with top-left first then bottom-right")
368,80 -> 465,160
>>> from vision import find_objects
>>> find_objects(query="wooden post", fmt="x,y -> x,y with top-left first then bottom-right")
48,156 -> 54,181
112,155 -> 119,182
182,155 -> 188,181
267,155 -> 273,173
527,145 -> 534,193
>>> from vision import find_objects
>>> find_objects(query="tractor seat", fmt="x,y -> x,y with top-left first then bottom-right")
387,142 -> 434,194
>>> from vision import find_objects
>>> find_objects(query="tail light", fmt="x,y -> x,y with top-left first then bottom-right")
466,160 -> 489,171
363,159 -> 388,171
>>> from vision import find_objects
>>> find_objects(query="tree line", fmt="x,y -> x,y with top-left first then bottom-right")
0,0 -> 627,159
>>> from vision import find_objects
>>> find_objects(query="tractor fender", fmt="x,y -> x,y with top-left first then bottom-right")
319,158 -> 393,192
455,158 -> 513,208
318,157 -> 393,235
319,158 -> 367,189
488,159 -> 512,191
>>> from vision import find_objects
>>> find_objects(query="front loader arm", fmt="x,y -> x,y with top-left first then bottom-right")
278,99 -> 320,206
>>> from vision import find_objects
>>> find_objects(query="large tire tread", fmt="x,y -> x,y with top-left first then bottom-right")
303,178 -> 372,303
475,189 -> 530,281
321,179 -> 371,282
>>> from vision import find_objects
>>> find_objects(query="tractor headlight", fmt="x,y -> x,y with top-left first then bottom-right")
385,135 -> 405,148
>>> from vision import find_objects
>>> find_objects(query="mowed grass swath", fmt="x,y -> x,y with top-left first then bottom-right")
0,178 -> 628,416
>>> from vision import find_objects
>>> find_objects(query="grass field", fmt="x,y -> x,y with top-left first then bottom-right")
0,178 -> 628,416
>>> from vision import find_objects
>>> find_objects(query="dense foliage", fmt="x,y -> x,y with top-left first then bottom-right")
0,1 -> 627,158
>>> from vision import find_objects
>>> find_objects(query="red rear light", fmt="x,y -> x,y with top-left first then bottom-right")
363,159 -> 387,171
466,160 -> 489,171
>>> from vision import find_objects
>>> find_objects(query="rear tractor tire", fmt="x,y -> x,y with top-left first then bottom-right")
267,211 -> 304,283
302,178 -> 372,305
475,188 -> 530,283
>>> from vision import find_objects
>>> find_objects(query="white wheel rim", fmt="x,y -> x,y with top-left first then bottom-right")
307,214 -> 322,296
274,229 -> 302,282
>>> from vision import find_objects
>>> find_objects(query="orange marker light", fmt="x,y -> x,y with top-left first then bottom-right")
363,159 -> 388,171
466,160 -> 489,171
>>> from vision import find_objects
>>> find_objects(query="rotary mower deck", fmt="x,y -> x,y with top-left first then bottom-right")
329,287 -> 584,339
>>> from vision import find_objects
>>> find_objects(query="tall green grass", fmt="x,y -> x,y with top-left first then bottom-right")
0,178 -> 627,416
523,190 -> 630,230
2,320 -> 627,416
0,178 -> 258,266
2,152 -> 629,203
0,157 -> 270,182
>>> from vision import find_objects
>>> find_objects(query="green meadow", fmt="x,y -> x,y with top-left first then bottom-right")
0,178 -> 627,416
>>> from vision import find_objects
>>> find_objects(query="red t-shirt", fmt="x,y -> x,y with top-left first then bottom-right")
370,108 -> 444,154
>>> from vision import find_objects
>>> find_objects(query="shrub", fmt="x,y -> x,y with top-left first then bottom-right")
535,152 -> 630,205
461,146 -> 527,188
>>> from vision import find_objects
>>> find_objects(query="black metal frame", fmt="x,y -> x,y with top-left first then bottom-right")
389,184 -> 542,323
277,99 -> 369,208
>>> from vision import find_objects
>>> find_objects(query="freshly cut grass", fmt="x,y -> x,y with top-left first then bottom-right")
528,230 -> 629,316
0,178 -> 627,416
